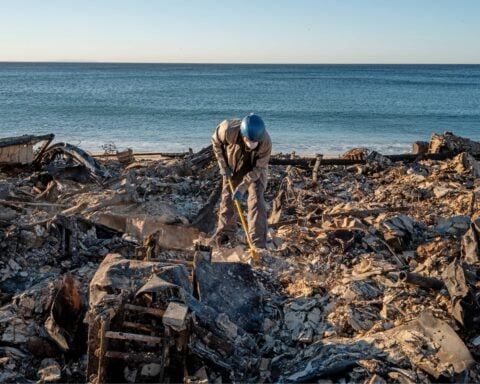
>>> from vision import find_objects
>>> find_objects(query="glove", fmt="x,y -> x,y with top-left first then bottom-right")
220,167 -> 233,178
232,184 -> 247,202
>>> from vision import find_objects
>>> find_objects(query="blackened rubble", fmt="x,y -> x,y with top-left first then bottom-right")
0,131 -> 479,383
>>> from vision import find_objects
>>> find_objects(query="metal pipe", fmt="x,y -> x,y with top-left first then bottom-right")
398,271 -> 445,290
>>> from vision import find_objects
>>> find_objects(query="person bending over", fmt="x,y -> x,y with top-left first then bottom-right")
210,113 -> 272,249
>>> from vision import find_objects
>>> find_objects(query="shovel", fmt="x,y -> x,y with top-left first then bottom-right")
227,178 -> 260,263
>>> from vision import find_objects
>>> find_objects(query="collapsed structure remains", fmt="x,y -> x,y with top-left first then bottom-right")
0,132 -> 479,383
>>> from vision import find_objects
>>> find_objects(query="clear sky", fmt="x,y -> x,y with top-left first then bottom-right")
1,0 -> 479,63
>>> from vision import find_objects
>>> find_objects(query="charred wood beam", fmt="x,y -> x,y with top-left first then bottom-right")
189,147 -> 214,169
104,350 -> 163,363
38,142 -> 108,184
269,151 -> 463,168
105,331 -> 163,344
192,324 -> 234,356
122,321 -> 157,333
155,259 -> 194,268
91,146 -> 476,170
96,317 -> 110,383
93,151 -> 189,158
189,340 -> 233,370
123,304 -> 165,318
270,157 -> 362,167
312,155 -> 323,182
387,151 -> 461,162
0,134 -> 55,149
33,134 -> 55,164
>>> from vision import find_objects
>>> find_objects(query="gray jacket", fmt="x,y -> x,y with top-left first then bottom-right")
211,119 -> 272,189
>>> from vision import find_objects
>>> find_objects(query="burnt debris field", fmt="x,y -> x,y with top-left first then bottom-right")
0,132 -> 479,383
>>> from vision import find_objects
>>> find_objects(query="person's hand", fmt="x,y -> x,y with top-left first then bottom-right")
232,184 -> 247,201
220,167 -> 233,178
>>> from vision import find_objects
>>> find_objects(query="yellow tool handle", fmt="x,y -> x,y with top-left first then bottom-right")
227,178 -> 259,263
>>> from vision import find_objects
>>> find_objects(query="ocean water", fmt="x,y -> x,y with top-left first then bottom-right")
0,63 -> 479,155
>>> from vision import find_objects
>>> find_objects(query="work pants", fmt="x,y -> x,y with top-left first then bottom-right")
215,175 -> 268,248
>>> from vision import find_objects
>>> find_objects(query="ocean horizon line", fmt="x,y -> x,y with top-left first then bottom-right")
0,61 -> 479,66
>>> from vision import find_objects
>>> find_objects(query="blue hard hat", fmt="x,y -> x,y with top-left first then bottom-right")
240,113 -> 266,142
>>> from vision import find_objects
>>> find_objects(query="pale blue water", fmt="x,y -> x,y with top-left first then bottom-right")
0,63 -> 479,155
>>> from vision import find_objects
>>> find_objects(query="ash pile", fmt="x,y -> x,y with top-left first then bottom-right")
0,131 -> 479,383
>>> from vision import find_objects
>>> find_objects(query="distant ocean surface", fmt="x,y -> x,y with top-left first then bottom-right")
0,63 -> 479,155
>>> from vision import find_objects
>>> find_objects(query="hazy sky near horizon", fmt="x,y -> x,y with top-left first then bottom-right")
1,0 -> 479,63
